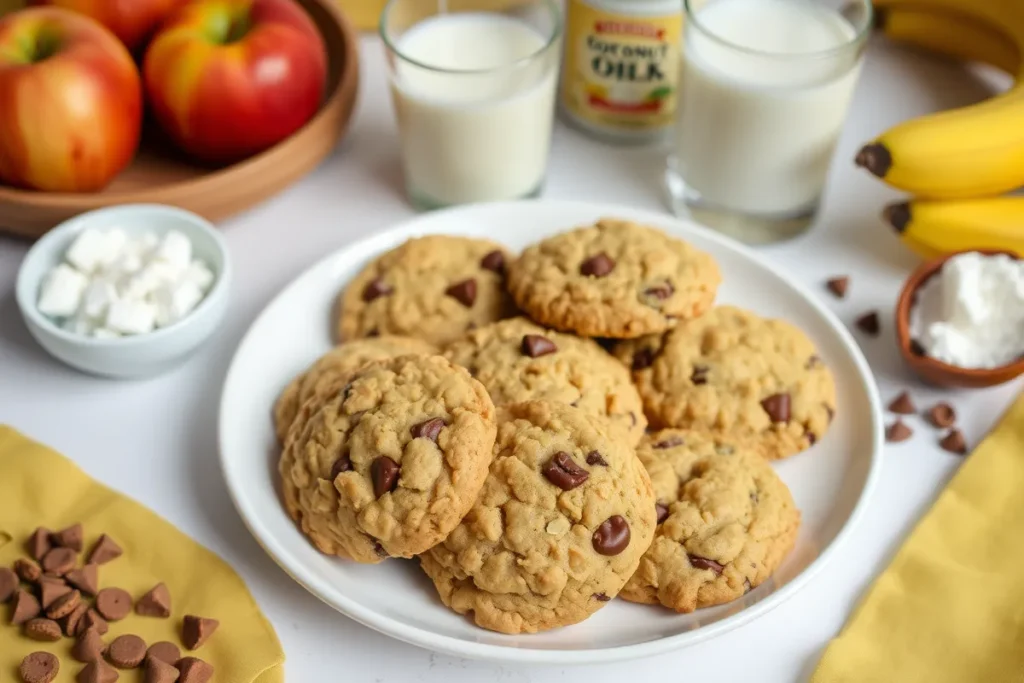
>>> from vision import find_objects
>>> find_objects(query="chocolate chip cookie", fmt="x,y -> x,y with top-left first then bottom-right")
444,317 -> 647,444
616,306 -> 837,460
419,400 -> 656,634
336,236 -> 514,346
274,336 -> 438,442
279,355 -> 497,562
621,430 -> 800,613
507,219 -> 720,338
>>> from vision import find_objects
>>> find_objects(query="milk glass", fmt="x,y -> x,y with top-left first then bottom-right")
381,0 -> 562,210
666,0 -> 871,243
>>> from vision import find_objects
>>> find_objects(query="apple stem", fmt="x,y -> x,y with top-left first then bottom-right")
225,13 -> 251,44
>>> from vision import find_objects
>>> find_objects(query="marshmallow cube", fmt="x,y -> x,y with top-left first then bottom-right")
64,229 -> 110,273
185,259 -> 216,292
154,230 -> 192,272
105,299 -> 157,335
81,279 -> 119,320
154,281 -> 204,328
38,264 -> 88,318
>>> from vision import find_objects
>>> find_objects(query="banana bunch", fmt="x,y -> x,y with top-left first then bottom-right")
859,0 -> 1024,258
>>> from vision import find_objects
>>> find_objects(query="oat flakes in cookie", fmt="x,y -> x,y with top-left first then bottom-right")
280,355 -> 497,562
444,317 -> 647,444
616,306 -> 837,460
419,400 -> 657,634
621,430 -> 800,613
507,219 -> 720,338
273,335 -> 438,443
336,235 -> 514,346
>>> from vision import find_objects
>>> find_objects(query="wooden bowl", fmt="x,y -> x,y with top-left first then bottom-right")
895,249 -> 1024,388
0,0 -> 359,240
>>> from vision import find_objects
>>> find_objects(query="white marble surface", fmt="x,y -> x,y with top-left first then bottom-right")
1,33 -> 1020,683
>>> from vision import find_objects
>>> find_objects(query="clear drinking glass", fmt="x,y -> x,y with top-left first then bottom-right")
381,0 -> 562,210
666,0 -> 872,243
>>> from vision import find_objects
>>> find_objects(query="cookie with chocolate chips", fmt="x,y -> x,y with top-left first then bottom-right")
507,219 -> 720,338
616,306 -> 836,460
279,355 -> 497,562
621,430 -> 800,613
419,400 -> 656,634
336,235 -> 514,346
444,317 -> 647,444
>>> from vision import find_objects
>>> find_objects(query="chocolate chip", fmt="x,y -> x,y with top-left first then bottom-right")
411,417 -> 445,442
586,451 -> 608,466
136,583 -> 172,618
825,403 -> 835,422
580,252 -> 615,277
24,617 -> 62,641
83,609 -> 109,635
940,429 -> 968,455
761,393 -> 791,423
182,615 -> 219,651
593,516 -> 630,556
653,435 -> 684,449
691,366 -> 709,385
19,652 -> 59,683
371,456 -> 401,498
655,503 -> 670,524
366,328 -> 380,338
73,626 -> 108,663
886,419 -> 913,443
177,657 -> 214,683
362,277 -> 392,302
927,402 -> 957,428
593,593 -> 611,602
145,657 -> 180,683
329,453 -> 352,479
806,355 -> 821,369
643,282 -> 674,301
146,641 -> 181,665
632,348 -> 654,371
521,334 -> 557,358
826,276 -> 849,298
46,588 -> 80,619
910,339 -> 925,356
373,540 -> 389,559
41,547 -> 77,576
51,523 -> 84,551
888,391 -> 916,415
76,660 -> 119,683
856,311 -> 880,336
807,432 -> 817,446
542,452 -> 590,491
0,567 -> 17,602
445,278 -> 477,307
66,564 -> 99,596
689,555 -> 725,575
744,578 -> 752,594
108,634 -> 148,668
87,535 -> 122,566
64,601 -> 90,637
11,589 -> 41,625
26,527 -> 52,561
39,577 -> 71,609
14,557 -> 41,583
480,250 -> 505,274
95,587 -> 132,621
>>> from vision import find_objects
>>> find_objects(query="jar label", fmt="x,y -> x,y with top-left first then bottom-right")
561,0 -> 682,133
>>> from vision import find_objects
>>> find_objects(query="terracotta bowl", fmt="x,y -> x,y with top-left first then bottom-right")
895,249 -> 1024,388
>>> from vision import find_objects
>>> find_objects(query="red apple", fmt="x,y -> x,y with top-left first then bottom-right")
29,0 -> 186,52
0,7 -> 142,192
143,0 -> 327,164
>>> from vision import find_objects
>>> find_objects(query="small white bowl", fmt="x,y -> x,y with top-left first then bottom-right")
16,204 -> 232,379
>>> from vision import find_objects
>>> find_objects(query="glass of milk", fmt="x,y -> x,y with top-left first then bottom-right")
666,0 -> 871,243
381,0 -> 562,209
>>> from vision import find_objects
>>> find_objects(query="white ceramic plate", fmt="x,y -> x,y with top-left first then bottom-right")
219,200 -> 883,664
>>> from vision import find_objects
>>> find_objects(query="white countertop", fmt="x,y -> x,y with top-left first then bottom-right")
1,33 -> 1020,683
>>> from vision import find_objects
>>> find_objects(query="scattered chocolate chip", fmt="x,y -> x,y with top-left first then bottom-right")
750,490 -> 760,505
691,366 -> 709,385
744,578 -> 753,594
886,419 -> 913,443
643,282 -> 674,301
856,311 -> 880,336
146,642 -> 181,666
825,404 -> 835,422
76,659 -> 119,683
66,564 -> 99,596
370,456 -> 401,498
689,555 -> 725,575
373,540 -> 389,559
83,609 -> 109,635
181,616 -> 219,651
20,651 -> 59,683
145,657 -> 180,683
39,577 -> 71,609
653,435 -> 684,449
580,252 -> 615,277
807,432 -> 818,446
95,588 -> 132,621
593,592 -> 611,602
136,583 -> 172,618
826,276 -> 849,298
592,516 -> 631,556
366,328 -> 380,338
480,250 -> 505,274
410,417 -> 445,442
655,503 -> 670,524
41,547 -> 77,576
910,339 -> 925,356
26,528 -> 53,561
631,348 -> 654,371
521,334 -> 557,358
108,634 -> 148,669
542,452 -> 590,490
64,601 -> 90,637
329,453 -> 352,479
11,589 -> 41,625
46,588 -> 80,619
940,429 -> 968,455
73,626 -> 108,663
445,279 -> 477,307
51,523 -> 84,551
806,355 -> 822,369
87,535 -> 122,566
24,617 -> 62,641
0,567 -> 17,602
927,402 -> 957,428
888,391 -> 916,415
362,277 -> 392,302
14,557 -> 41,583
761,393 -> 791,423
586,451 -> 608,466
177,657 -> 214,683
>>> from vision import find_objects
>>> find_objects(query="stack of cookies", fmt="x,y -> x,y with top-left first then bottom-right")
274,219 -> 837,634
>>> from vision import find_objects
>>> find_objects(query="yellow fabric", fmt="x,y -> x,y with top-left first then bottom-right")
813,392 -> 1024,683
0,426 -> 284,683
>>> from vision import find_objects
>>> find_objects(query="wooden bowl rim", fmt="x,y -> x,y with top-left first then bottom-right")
895,248 -> 1024,384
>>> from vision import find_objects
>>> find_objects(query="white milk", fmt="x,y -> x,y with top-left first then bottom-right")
389,13 -> 558,206
674,0 -> 863,215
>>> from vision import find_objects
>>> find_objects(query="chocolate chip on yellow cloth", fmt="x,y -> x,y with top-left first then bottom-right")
146,657 -> 182,683
52,523 -> 84,551
10,589 -> 41,625
136,583 -> 172,618
23,617 -> 61,641
20,652 -> 59,683
14,558 -> 41,583
26,529 -> 52,562
73,626 -> 108,663
66,564 -> 99,596
76,660 -> 119,683
177,657 -> 214,683
95,588 -> 132,621
182,615 -> 219,650
108,634 -> 148,669
0,566 -> 17,601
86,536 -> 122,566
147,641 -> 181,665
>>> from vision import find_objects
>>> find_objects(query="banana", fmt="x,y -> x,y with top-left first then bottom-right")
856,0 -> 1024,199
884,197 -> 1024,258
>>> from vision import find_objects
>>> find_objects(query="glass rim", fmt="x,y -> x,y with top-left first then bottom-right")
683,0 -> 873,61
380,0 -> 563,75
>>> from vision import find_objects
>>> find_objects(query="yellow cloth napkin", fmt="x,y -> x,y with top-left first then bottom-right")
0,426 -> 284,683
813,391 -> 1024,683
